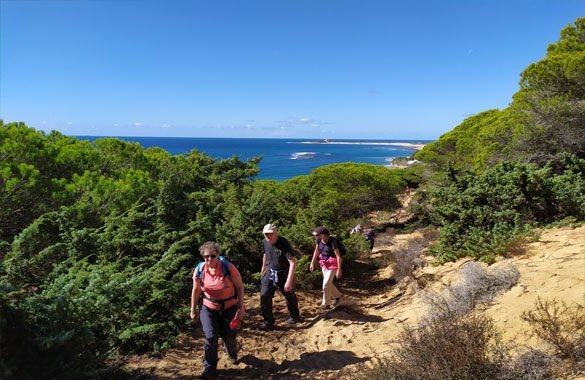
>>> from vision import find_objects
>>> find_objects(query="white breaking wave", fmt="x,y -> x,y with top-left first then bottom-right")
290,152 -> 316,160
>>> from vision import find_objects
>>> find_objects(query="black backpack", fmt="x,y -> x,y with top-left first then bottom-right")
332,236 -> 346,256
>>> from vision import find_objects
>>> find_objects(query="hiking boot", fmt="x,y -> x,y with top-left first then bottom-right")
222,345 -> 239,364
199,368 -> 219,379
285,316 -> 302,325
320,304 -> 330,310
258,321 -> 274,331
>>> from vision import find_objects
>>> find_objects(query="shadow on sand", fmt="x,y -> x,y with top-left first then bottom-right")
297,304 -> 386,330
212,350 -> 370,379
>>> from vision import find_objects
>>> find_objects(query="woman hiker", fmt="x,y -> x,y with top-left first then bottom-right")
190,241 -> 246,379
309,226 -> 343,310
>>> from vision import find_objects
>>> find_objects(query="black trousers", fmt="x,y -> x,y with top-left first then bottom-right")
260,270 -> 300,324
199,304 -> 238,371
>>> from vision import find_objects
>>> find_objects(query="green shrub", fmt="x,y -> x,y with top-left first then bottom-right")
307,162 -> 406,220
414,109 -> 521,172
428,156 -> 585,263
294,255 -> 323,290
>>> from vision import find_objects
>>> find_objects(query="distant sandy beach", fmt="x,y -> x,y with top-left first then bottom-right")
300,141 -> 426,150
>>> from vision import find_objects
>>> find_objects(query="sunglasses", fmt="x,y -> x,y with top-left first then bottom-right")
203,255 -> 217,260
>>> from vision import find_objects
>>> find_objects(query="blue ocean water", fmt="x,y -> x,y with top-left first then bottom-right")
77,136 -> 430,181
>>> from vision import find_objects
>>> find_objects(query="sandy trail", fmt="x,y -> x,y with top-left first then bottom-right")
125,205 -> 585,379
126,259 -> 401,379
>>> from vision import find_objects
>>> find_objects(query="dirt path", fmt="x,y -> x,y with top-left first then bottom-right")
124,195 -> 585,379
125,256 -> 404,379
124,194 -> 429,379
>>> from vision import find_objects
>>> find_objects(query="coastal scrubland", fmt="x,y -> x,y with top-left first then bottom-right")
1,17 -> 584,380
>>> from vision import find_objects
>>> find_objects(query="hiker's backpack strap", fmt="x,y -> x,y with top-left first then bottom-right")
317,239 -> 326,260
219,255 -> 232,280
196,256 -> 232,286
332,236 -> 346,256
195,261 -> 205,283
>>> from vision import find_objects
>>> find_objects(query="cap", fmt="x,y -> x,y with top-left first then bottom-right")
313,226 -> 329,235
263,223 -> 277,234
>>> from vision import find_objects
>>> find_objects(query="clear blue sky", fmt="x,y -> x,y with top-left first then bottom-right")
1,0 -> 583,139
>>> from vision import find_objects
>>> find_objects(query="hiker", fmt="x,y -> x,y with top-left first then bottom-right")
350,224 -> 363,235
309,226 -> 343,310
365,228 -> 375,250
190,241 -> 246,379
259,223 -> 302,330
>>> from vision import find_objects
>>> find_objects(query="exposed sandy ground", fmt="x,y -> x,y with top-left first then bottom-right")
125,203 -> 585,379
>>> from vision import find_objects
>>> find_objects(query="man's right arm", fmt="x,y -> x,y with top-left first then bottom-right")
262,255 -> 268,276
261,242 -> 268,276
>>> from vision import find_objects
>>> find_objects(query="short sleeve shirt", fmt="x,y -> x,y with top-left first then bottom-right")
318,237 -> 339,260
262,236 -> 295,271
192,261 -> 242,311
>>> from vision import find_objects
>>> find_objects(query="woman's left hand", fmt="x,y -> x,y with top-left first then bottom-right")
336,268 -> 342,279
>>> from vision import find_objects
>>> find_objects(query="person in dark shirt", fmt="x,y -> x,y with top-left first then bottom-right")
258,223 -> 302,330
365,228 -> 375,250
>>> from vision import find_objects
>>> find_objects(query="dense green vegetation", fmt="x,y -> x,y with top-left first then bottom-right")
1,16 -> 583,380
425,155 -> 585,263
0,123 -> 260,378
0,121 -> 414,378
413,18 -> 585,263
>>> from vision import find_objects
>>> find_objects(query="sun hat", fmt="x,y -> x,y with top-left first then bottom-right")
263,223 -> 277,234
313,226 -> 329,235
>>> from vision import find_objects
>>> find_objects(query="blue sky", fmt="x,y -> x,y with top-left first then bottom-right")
1,0 -> 583,139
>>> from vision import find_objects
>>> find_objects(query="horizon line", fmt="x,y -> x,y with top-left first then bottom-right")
71,134 -> 435,142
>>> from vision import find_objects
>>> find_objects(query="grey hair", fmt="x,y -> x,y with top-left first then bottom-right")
199,241 -> 221,257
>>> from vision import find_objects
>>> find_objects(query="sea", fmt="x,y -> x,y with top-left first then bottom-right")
77,136 -> 431,181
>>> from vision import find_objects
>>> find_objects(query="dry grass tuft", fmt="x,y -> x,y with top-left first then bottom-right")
423,261 -> 520,317
521,298 -> 585,361
392,227 -> 437,282
353,263 -> 585,380
354,312 -> 511,380
511,348 -> 557,379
